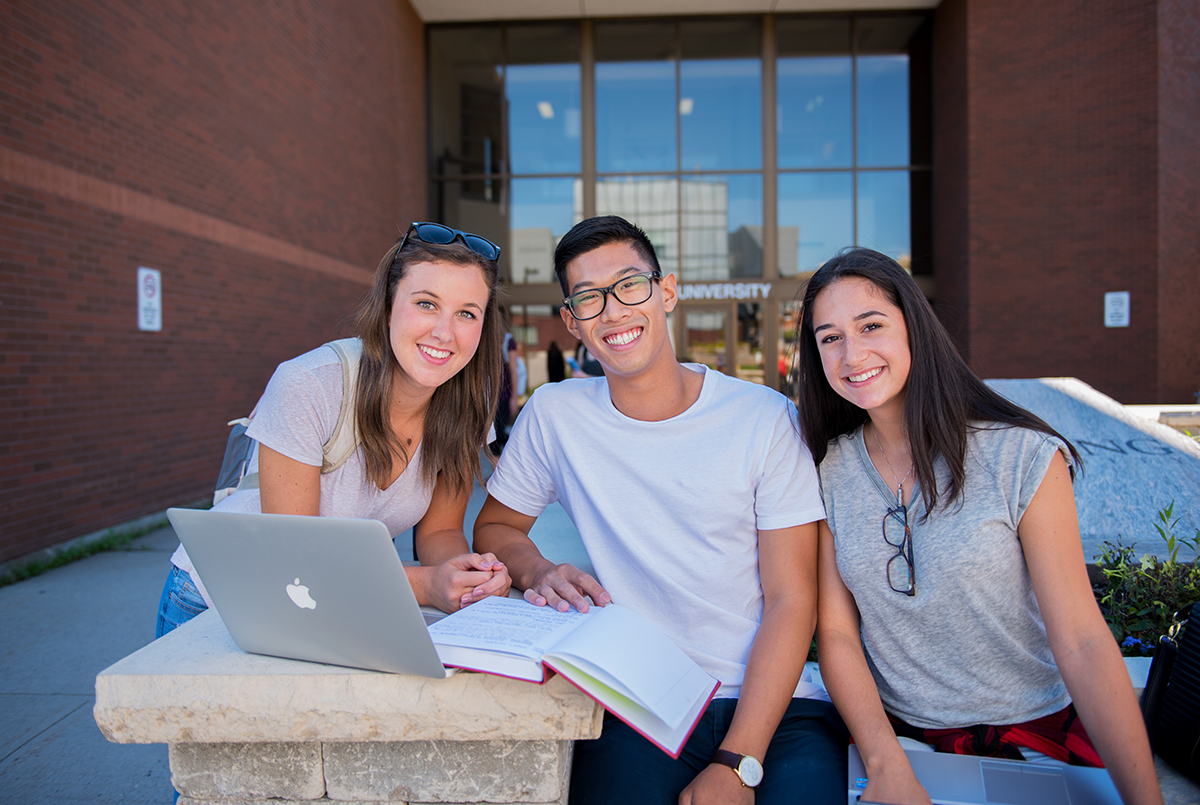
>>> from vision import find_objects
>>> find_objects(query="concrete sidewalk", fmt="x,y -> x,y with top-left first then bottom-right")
1,524 -> 176,803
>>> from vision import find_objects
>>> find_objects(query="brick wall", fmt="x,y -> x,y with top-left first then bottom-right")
930,0 -> 971,355
933,0 -> 1167,404
0,0 -> 427,564
1157,0 -> 1200,404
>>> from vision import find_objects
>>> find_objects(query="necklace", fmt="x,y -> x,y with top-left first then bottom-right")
391,403 -> 427,447
871,423 -> 913,504
402,412 -> 426,445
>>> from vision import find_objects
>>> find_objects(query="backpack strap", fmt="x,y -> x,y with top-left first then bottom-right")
321,338 -> 363,474
217,339 -> 362,504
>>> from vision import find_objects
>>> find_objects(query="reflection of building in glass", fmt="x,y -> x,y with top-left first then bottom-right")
514,192 -> 799,286
588,178 -> 736,281
510,228 -> 556,284
729,226 -> 798,279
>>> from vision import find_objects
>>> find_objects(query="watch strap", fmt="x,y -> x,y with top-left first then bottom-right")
710,749 -> 760,787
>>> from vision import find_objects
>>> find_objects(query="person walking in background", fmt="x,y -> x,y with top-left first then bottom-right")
156,223 -> 512,638
546,340 -> 565,383
573,340 -> 604,378
491,307 -> 521,455
794,247 -> 1162,805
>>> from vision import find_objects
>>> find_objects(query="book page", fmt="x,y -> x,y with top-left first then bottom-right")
427,596 -> 589,661
544,654 -> 717,757
545,604 -> 716,729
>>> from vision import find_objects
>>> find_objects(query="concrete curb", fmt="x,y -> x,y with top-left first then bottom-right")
0,499 -> 208,585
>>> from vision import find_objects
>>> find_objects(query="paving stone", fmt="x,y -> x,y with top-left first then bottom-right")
170,742 -> 324,800
178,800 -> 406,805
324,739 -> 571,804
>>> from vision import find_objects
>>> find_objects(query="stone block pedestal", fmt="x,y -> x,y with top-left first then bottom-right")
95,610 -> 603,804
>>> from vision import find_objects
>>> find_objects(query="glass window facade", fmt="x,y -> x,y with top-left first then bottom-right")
427,13 -> 929,390
776,15 -> 925,275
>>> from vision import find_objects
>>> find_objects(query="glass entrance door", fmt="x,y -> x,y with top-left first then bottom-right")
678,303 -> 766,383
682,308 -> 728,373
734,303 -> 764,384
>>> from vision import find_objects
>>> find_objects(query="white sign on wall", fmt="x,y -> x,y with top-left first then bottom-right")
1103,291 -> 1130,328
138,267 -> 162,331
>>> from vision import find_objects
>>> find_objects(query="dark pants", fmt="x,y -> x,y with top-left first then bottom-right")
491,397 -> 512,456
570,697 -> 848,805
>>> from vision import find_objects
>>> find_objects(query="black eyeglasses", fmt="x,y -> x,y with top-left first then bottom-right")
399,222 -> 501,261
563,271 -> 661,321
883,504 -> 915,596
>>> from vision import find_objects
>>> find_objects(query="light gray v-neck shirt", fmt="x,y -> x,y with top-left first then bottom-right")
820,424 -> 1073,728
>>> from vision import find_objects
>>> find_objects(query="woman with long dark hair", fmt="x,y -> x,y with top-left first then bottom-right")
795,248 -> 1160,804
157,223 -> 511,636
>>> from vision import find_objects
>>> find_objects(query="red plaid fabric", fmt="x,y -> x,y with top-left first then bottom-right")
887,704 -> 1103,767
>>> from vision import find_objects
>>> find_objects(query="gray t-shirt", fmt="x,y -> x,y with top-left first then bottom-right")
171,343 -> 435,602
820,424 -> 1073,729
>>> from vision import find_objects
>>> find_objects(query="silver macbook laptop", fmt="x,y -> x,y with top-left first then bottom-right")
848,745 -> 1122,805
167,507 -> 449,678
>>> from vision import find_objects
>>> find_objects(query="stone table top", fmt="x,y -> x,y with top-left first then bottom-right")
95,610 -> 604,745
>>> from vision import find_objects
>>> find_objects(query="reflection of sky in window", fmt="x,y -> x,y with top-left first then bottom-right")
680,59 -> 761,171
703,174 -> 762,232
596,61 -> 676,172
777,57 -> 852,168
857,171 -> 910,259
778,172 -> 853,274
511,177 -> 576,236
500,51 -> 911,276
507,64 -> 581,174
857,56 -> 909,166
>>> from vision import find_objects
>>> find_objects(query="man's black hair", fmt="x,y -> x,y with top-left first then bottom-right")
553,215 -> 661,296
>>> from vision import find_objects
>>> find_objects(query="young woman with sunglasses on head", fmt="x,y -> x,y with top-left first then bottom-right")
157,223 -> 512,637
795,248 -> 1161,805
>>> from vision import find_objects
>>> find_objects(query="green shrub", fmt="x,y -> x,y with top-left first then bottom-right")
1093,502 -> 1200,656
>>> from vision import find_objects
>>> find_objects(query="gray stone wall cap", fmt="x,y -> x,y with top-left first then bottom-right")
95,610 -> 603,745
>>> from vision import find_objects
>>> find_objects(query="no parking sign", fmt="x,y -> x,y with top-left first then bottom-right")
137,267 -> 162,331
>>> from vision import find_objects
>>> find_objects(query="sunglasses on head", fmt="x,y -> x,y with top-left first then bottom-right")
398,222 -> 501,261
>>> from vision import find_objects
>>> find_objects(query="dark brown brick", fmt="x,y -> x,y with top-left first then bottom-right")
0,0 -> 425,564
931,0 -> 1195,404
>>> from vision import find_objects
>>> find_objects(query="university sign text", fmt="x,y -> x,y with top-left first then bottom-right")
678,282 -> 773,302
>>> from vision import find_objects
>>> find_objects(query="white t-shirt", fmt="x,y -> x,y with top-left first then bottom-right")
171,343 -> 437,605
486,365 -> 826,699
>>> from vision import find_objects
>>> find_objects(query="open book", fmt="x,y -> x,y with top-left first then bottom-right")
428,596 -> 720,757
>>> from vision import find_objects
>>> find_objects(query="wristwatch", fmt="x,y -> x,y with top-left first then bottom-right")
710,749 -> 763,788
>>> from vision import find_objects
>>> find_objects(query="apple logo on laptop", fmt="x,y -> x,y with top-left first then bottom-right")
286,578 -> 317,610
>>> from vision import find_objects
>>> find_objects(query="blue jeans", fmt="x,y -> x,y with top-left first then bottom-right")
570,697 -> 848,805
155,566 -> 208,638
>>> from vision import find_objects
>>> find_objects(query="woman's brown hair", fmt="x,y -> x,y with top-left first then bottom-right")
794,247 -> 1080,516
351,235 -> 503,497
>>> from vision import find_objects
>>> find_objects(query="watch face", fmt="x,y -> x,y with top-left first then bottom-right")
738,756 -> 764,787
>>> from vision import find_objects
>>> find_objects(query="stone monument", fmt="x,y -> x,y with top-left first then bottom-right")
987,378 -> 1200,563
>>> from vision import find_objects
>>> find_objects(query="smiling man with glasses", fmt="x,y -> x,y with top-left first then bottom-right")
474,215 -> 846,805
